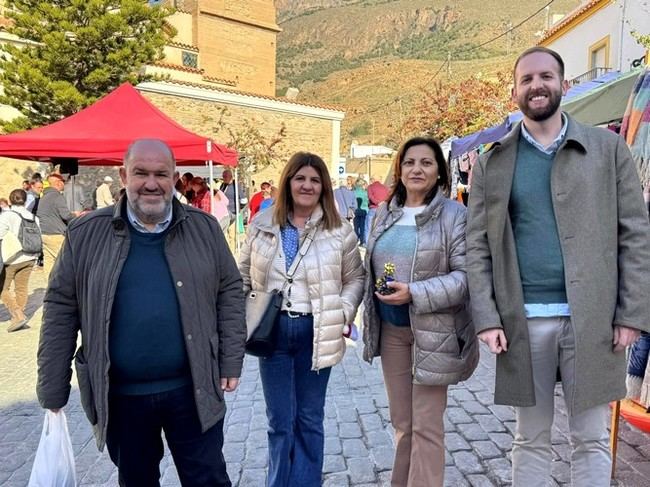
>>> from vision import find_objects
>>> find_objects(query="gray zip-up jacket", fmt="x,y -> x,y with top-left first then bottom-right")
362,191 -> 478,386
36,198 -> 246,450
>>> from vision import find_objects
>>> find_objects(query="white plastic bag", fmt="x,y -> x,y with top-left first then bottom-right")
28,410 -> 77,487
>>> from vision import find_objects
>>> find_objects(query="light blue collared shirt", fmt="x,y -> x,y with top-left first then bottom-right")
126,203 -> 172,234
519,113 -> 571,318
520,112 -> 568,156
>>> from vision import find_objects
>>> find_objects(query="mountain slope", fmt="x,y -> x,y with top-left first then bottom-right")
275,0 -> 582,145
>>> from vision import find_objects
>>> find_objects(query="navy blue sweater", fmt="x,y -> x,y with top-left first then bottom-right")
109,222 -> 191,394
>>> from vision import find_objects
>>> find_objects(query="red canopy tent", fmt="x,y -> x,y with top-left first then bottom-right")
0,82 -> 237,166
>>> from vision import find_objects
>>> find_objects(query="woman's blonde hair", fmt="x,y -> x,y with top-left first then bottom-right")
273,152 -> 341,231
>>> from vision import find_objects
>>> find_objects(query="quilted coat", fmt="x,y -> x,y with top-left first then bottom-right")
239,205 -> 364,370
362,191 -> 479,385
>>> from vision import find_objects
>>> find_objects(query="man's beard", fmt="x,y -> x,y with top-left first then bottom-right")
519,87 -> 562,122
126,189 -> 172,224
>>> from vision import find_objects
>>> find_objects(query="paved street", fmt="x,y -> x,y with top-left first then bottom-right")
2,267 -> 650,486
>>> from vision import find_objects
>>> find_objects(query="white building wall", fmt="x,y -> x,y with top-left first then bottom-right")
545,1 -> 649,80
617,1 -> 650,71
545,5 -> 619,80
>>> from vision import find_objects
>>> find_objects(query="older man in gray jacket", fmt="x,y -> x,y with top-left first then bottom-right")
466,47 -> 650,486
37,139 -> 246,486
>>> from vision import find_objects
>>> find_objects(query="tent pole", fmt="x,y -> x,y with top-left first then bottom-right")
234,167 -> 240,255
207,140 -> 214,216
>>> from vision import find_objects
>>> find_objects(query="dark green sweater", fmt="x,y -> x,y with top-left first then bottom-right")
509,136 -> 567,304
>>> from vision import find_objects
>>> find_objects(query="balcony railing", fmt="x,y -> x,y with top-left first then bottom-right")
569,67 -> 612,86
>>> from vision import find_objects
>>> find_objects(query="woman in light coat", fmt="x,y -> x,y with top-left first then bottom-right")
0,189 -> 40,332
239,152 -> 364,487
362,137 -> 478,487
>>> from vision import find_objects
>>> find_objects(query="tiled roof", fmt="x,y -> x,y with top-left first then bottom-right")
154,79 -> 344,112
537,0 -> 608,44
151,61 -> 204,74
168,41 -> 199,52
202,75 -> 237,87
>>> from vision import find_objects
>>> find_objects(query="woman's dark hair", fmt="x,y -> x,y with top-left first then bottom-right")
387,137 -> 449,206
9,189 -> 26,206
273,152 -> 340,231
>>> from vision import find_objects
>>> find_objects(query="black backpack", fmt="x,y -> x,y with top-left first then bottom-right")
11,211 -> 43,254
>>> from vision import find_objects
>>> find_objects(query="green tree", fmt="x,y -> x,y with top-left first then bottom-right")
205,107 -> 288,188
0,0 -> 174,132
631,31 -> 650,50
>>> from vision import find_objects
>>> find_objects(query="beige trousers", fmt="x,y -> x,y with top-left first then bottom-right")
1,260 -> 33,323
41,234 -> 65,278
380,322 -> 448,487
512,317 -> 611,487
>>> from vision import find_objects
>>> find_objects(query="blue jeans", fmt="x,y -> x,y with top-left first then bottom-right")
365,207 -> 377,242
628,332 -> 650,377
259,313 -> 332,487
106,385 -> 230,487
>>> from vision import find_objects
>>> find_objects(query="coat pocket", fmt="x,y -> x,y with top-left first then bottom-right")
209,335 -> 224,401
74,348 -> 97,426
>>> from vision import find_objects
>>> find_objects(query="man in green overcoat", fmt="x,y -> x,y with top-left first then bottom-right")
466,47 -> 650,486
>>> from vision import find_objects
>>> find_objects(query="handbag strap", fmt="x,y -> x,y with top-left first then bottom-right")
281,225 -> 317,292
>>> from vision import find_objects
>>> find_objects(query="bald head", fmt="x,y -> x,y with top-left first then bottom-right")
124,139 -> 175,169
120,138 -> 179,229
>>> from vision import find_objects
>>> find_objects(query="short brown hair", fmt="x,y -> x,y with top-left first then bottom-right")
9,189 -> 26,206
273,152 -> 341,231
514,46 -> 565,80
387,137 -> 449,207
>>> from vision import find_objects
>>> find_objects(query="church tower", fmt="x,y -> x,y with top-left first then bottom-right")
154,0 -> 281,96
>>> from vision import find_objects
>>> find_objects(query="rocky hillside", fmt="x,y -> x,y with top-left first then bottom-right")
275,0 -> 581,145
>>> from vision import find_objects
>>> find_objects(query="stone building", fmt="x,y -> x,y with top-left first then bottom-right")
143,0 -> 345,181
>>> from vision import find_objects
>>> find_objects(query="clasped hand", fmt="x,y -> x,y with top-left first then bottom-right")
374,281 -> 412,305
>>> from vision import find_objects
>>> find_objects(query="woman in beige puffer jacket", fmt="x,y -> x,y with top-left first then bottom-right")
362,137 -> 478,487
239,152 -> 364,487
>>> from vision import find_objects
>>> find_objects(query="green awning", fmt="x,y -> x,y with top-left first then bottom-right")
562,68 -> 643,126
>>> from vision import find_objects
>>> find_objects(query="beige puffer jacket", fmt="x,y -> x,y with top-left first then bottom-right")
239,205 -> 364,370
362,191 -> 479,386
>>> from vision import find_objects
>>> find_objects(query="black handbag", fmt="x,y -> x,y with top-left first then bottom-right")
245,226 -> 317,357
244,289 -> 283,357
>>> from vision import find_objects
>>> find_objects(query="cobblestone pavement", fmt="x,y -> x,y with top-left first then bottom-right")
2,267 -> 650,486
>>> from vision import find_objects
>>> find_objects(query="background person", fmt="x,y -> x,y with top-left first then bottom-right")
0,189 -> 40,332
248,181 -> 271,222
239,152 -> 364,487
96,175 -> 114,209
366,176 -> 388,238
37,173 -> 76,277
26,179 -> 43,214
362,137 -> 478,487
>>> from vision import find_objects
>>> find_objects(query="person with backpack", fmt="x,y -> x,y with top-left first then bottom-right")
0,189 -> 42,332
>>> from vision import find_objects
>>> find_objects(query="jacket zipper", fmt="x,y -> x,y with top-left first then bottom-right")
314,240 -> 323,372
409,227 -> 419,377
101,234 -> 126,443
